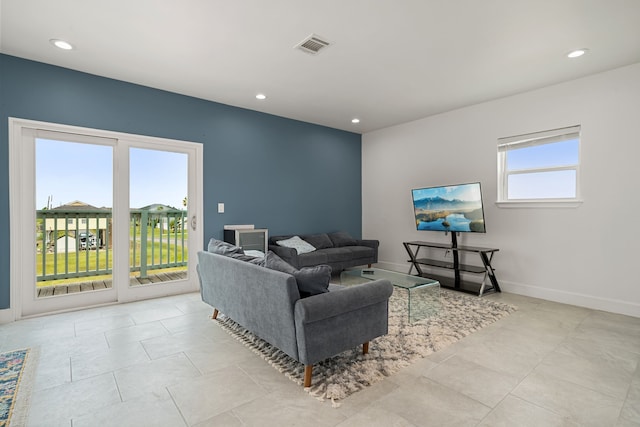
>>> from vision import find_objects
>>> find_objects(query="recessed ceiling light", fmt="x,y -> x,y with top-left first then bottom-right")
50,39 -> 74,50
567,48 -> 588,58
256,94 -> 266,100
351,118 -> 360,124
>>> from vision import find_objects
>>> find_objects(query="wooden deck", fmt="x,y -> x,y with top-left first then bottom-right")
37,270 -> 188,298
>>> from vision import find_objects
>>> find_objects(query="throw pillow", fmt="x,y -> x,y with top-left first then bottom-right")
328,231 -> 357,247
294,265 -> 332,298
264,251 -> 297,275
301,233 -> 334,250
248,257 -> 266,266
229,253 -> 261,262
207,238 -> 244,256
276,235 -> 316,254
244,250 -> 265,258
263,251 -> 331,298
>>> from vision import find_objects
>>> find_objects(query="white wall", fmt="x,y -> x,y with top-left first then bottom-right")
362,62 -> 640,317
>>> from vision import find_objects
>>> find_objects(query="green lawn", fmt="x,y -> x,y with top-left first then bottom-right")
36,237 -> 189,287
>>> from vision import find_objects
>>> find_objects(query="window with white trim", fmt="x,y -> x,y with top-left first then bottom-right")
497,125 -> 581,205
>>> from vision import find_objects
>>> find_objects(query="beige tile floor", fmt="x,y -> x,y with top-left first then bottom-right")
1,290 -> 639,426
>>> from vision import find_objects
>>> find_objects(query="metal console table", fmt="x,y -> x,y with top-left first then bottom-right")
403,240 -> 500,296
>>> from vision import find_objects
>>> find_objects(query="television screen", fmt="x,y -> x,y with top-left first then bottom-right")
411,182 -> 486,233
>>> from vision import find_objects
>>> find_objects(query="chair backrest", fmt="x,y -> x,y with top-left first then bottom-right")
197,251 -> 301,360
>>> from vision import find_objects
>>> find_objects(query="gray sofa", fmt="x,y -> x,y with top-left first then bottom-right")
269,231 -> 379,272
197,250 -> 393,387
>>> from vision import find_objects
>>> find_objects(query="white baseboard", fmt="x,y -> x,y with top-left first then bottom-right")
374,261 -> 412,274
0,308 -> 16,324
501,280 -> 640,318
375,261 -> 640,318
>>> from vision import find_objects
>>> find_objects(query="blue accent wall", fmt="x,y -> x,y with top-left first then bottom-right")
0,54 -> 362,310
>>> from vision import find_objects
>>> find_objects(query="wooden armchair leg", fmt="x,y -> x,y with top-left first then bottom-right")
363,341 -> 369,354
212,309 -> 219,320
304,365 -> 313,387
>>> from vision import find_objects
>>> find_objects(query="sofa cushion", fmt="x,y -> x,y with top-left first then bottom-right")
324,247 -> 355,263
276,236 -> 316,254
328,231 -> 357,247
264,251 -> 331,298
208,238 -> 244,256
344,246 -> 375,259
301,233 -> 334,250
297,251 -> 329,268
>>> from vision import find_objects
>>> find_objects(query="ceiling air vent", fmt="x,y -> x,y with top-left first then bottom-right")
295,34 -> 331,55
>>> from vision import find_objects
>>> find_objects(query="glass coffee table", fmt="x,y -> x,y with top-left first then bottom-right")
340,268 -> 441,323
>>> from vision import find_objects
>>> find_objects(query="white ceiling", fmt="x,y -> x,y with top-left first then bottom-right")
2,0 -> 640,133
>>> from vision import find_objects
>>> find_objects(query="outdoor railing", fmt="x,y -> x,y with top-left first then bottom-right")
129,208 -> 188,278
36,208 -> 188,283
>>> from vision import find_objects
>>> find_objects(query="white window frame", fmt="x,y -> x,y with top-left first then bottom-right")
497,125 -> 583,208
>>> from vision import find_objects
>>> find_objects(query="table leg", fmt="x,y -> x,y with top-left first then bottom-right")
404,243 -> 422,276
479,251 -> 501,294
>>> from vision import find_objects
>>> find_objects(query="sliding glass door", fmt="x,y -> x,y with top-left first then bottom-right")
117,141 -> 200,302
36,137 -> 116,299
10,119 -> 203,318
128,148 -> 188,287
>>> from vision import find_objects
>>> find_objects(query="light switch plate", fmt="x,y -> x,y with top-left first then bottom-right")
218,203 -> 224,213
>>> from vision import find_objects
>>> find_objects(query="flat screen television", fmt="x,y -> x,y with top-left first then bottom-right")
411,182 -> 486,233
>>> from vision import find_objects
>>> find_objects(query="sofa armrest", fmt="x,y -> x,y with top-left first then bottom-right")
294,279 -> 393,365
357,239 -> 379,263
268,244 -> 299,268
356,239 -> 379,250
295,280 -> 391,322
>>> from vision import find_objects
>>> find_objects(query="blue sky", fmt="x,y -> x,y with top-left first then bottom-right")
412,182 -> 482,203
506,138 -> 579,199
507,139 -> 578,170
36,139 -> 188,210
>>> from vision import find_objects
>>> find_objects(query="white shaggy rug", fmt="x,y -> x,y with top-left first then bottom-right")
215,288 -> 516,403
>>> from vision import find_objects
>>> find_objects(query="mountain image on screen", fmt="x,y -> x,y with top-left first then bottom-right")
411,183 -> 486,233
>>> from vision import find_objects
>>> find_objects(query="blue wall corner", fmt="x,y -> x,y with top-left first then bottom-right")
0,54 -> 362,310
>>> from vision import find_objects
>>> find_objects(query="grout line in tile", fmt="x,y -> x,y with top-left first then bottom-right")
112,371 -> 124,403
166,386 -> 189,427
